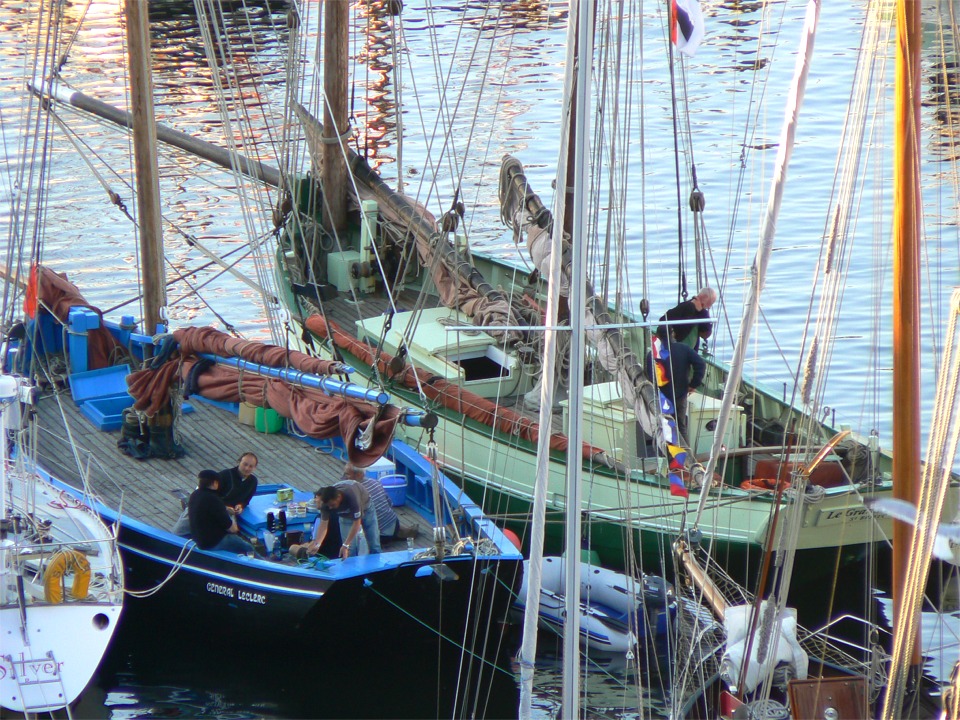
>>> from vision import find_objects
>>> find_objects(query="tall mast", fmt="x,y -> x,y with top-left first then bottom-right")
562,0 -> 593,714
517,2 -> 584,714
322,0 -> 349,234
890,0 -> 922,679
125,0 -> 166,335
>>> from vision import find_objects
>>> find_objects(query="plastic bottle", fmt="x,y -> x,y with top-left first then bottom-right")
357,530 -> 369,556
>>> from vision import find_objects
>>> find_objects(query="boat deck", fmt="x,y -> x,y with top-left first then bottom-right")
32,386 -> 438,553
311,286 -> 564,430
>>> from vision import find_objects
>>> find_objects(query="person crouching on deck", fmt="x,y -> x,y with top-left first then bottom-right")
307,464 -> 382,559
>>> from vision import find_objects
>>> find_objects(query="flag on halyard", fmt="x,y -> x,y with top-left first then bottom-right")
669,472 -> 690,498
672,0 -> 705,57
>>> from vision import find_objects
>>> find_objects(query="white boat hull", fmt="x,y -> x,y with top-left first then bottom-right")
1,379 -> 124,715
0,603 -> 122,712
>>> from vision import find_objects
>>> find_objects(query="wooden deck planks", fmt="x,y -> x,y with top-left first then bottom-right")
32,387 -> 432,551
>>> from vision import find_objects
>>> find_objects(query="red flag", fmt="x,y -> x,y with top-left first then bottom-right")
24,264 -> 39,318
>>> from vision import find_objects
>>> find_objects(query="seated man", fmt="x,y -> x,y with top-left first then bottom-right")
360,471 -> 417,542
188,469 -> 253,554
171,452 -> 258,536
218,451 -> 259,515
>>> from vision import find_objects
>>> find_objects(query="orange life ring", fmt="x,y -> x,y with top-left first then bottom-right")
42,548 -> 91,604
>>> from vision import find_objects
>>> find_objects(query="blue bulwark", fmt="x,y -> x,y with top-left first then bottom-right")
67,307 -> 101,374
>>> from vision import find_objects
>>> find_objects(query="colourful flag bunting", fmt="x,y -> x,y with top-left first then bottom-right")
669,472 -> 690,498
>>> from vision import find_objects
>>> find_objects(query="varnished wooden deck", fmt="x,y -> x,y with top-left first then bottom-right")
32,386 -> 436,551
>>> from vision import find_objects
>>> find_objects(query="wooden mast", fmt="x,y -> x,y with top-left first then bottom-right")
125,0 -> 166,336
322,0 -> 349,234
891,0 -> 922,675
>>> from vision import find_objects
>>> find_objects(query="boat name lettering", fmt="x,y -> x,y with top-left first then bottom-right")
206,582 -> 235,598
238,590 -> 267,604
820,507 -> 872,523
0,653 -> 63,682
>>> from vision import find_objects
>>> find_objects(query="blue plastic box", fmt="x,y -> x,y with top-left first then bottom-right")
81,396 -> 133,432
70,365 -> 133,431
69,365 -> 131,405
379,474 -> 407,507
69,364 -> 193,431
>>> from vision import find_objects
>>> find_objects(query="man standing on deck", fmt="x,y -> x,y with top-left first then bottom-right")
656,287 -> 717,351
644,334 -> 707,444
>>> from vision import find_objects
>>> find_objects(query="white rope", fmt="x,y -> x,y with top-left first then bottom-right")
193,0 -> 285,343
123,542 -> 196,598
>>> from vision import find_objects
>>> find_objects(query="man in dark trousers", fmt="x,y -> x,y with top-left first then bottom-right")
171,452 -> 258,536
188,469 -> 253,554
645,334 -> 706,444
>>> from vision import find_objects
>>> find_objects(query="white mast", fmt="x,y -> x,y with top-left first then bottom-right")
562,0 -> 594,714
693,0 -> 821,526
517,0 -> 591,715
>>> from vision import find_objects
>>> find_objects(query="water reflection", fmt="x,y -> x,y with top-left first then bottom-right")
353,1 -> 401,168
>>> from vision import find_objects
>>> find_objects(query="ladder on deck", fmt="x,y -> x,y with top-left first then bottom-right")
4,650 -> 72,719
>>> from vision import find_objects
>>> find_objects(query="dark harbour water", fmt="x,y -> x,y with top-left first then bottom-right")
53,552 -> 956,719
75,609 -> 522,719
2,0 -> 958,717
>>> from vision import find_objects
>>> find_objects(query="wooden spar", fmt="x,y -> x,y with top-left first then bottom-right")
675,540 -> 726,621
28,84 -> 282,188
891,0 -> 922,675
124,0 -> 166,336
292,101 -> 518,313
322,0 -> 349,234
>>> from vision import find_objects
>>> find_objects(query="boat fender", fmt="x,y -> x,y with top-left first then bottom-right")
501,528 -> 522,551
43,548 -> 92,603
739,477 -> 790,492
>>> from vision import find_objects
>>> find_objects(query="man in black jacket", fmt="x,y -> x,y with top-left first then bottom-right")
656,287 -> 717,352
218,451 -> 259,515
188,469 -> 253,553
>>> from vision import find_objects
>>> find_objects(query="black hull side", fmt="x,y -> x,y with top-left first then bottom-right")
115,523 -> 523,717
